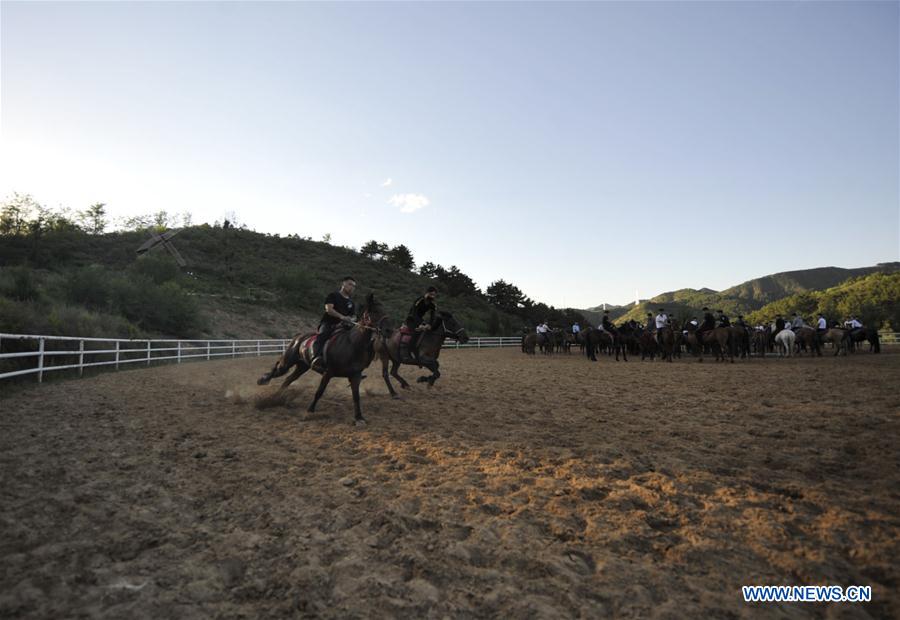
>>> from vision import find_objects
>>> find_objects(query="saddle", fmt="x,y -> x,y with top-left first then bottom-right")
398,326 -> 419,365
304,329 -> 346,366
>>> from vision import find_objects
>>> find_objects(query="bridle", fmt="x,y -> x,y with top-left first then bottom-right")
357,311 -> 391,338
437,317 -> 465,340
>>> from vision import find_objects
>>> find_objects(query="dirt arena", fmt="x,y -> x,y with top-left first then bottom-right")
1,348 -> 898,618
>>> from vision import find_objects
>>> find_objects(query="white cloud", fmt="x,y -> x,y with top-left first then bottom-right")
388,193 -> 430,213
381,178 -> 393,187
363,192 -> 372,199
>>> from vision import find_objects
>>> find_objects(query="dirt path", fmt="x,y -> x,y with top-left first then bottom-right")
1,349 -> 898,618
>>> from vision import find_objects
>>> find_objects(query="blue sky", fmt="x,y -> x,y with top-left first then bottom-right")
1,1 -> 897,308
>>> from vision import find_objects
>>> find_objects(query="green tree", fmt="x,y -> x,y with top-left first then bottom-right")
361,240 -> 388,260
79,203 -> 107,234
385,244 -> 415,271
487,310 -> 501,335
0,193 -> 40,236
486,279 -> 527,313
419,261 -> 439,278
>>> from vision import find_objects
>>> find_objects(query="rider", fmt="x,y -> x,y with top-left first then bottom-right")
696,307 -> 715,344
790,313 -> 804,331
848,315 -> 863,330
311,276 -> 357,371
571,321 -> 581,337
601,311 -> 616,333
816,314 -> 827,333
775,314 -> 786,333
654,308 -> 668,346
716,309 -> 731,327
405,286 -> 438,363
735,315 -> 747,328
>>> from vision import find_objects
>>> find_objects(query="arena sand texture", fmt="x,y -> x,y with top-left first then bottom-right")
1,348 -> 898,619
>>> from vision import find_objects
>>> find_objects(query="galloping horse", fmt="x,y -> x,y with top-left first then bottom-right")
257,293 -> 390,425
377,311 -> 469,395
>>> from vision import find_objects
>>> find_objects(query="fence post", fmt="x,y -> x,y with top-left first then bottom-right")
477,337 -> 481,349
232,341 -> 236,358
177,341 -> 182,363
115,341 -> 120,370
207,341 -> 211,361
79,340 -> 84,378
146,340 -> 151,366
257,341 -> 261,357
37,338 -> 45,383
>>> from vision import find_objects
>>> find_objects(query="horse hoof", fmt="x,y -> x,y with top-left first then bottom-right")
257,377 -> 269,386
355,418 -> 367,426
417,376 -> 428,383
391,393 -> 400,400
307,407 -> 316,413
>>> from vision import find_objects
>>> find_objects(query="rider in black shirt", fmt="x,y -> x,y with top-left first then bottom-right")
601,311 -> 615,333
716,310 -> 731,328
404,286 -> 438,363
311,276 -> 357,370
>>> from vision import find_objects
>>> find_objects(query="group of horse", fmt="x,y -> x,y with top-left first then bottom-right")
257,294 -> 469,425
522,321 -> 882,363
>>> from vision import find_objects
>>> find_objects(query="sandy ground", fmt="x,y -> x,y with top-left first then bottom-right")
1,348 -> 898,619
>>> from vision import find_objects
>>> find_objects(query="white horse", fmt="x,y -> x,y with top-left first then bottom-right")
774,328 -> 795,357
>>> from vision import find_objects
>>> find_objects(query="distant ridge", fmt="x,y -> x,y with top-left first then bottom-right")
581,262 -> 900,325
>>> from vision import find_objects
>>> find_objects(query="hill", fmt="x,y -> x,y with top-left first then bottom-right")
0,225 -> 522,339
607,263 -> 900,326
745,272 -> 900,329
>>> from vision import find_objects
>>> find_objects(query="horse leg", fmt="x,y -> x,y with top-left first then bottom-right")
349,373 -> 365,425
391,359 -> 410,389
381,356 -> 398,398
307,371 -> 333,413
417,360 -> 440,386
258,356 -> 287,385
277,361 -> 308,392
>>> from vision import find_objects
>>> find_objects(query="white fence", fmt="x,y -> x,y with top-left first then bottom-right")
0,333 -> 291,384
0,333 -> 524,385
2,332 -> 896,386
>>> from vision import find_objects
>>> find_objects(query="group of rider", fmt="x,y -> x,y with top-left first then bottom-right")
545,307 -> 866,349
310,278 -> 439,371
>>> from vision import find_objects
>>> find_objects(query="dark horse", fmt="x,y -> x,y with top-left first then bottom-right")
848,327 -> 881,353
378,311 -> 469,395
584,327 -> 628,361
257,293 -> 391,425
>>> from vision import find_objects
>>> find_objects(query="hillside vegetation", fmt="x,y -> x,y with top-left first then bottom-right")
0,195 -> 589,338
1,194 -> 896,338
610,263 -> 900,326
744,272 -> 900,329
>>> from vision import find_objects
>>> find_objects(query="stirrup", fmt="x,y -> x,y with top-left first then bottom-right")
310,356 -> 325,371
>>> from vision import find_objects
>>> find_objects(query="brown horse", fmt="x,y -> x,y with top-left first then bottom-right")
639,330 -> 658,361
584,328 -> 627,361
821,328 -> 850,356
687,326 -> 732,362
793,326 -> 822,356
522,333 -> 537,355
257,293 -> 390,425
657,326 -> 675,362
377,311 -> 469,395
